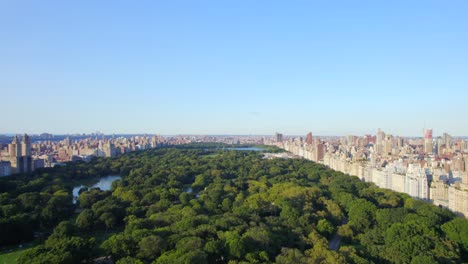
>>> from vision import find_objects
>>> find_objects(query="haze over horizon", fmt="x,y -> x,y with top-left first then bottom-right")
2,1 -> 467,136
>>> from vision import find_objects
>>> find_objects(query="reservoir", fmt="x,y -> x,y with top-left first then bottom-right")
225,147 -> 265,151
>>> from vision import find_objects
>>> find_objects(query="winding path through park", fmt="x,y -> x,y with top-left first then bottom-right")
329,218 -> 348,250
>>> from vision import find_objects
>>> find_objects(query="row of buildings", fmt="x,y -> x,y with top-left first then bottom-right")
268,130 -> 468,217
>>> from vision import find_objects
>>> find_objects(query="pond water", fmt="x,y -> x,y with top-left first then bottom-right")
72,175 -> 121,203
184,186 -> 201,198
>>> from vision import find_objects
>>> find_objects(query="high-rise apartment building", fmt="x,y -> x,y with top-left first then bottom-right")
305,132 -> 313,145
384,135 -> 393,155
64,136 -> 71,146
8,134 -> 32,174
443,133 -> 452,148
375,129 -> 385,154
275,133 -> 283,143
396,137 -> 404,148
424,129 -> 433,154
103,142 -> 116,157
405,164 -> 430,200
376,128 -> 385,145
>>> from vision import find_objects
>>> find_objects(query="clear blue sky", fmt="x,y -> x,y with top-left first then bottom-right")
1,1 -> 467,136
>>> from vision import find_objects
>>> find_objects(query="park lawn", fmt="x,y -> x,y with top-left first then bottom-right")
0,240 -> 40,264
203,153 -> 220,158
0,248 -> 26,264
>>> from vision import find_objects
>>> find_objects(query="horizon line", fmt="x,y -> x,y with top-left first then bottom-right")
1,132 -> 467,138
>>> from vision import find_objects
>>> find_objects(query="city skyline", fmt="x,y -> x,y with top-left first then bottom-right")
2,129 -> 468,138
2,1 -> 468,135
2,130 -> 468,217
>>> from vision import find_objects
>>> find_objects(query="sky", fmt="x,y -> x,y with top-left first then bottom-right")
1,1 -> 468,137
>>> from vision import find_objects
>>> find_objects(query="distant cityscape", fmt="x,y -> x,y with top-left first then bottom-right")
0,133 -> 265,176
1,129 -> 467,218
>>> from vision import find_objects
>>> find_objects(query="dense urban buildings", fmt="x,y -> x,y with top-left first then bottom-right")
0,134 -> 166,176
266,129 -> 468,218
0,133 -> 265,176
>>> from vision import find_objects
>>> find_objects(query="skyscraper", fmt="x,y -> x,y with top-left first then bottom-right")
21,134 -> 31,157
315,143 -> 324,161
275,133 -> 283,143
306,132 -> 313,145
376,128 -> 385,145
8,135 -> 20,160
443,133 -> 452,147
64,136 -> 71,146
424,129 -> 433,154
375,129 -> 385,154
103,141 -> 116,157
8,134 -> 32,174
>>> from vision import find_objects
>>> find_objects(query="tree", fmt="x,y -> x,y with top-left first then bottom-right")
137,235 -> 166,260
204,240 -> 223,262
155,249 -> 207,264
99,212 -> 116,230
76,209 -> 94,231
275,247 -> 306,264
348,199 -> 376,233
176,236 -> 204,252
410,255 -> 438,264
19,236 -> 95,264
40,192 -> 73,228
101,233 -> 138,259
179,192 -> 190,205
337,224 -> 354,242
375,208 -> 407,229
441,218 -> 468,254
339,246 -> 371,264
17,192 -> 41,210
51,221 -> 75,238
222,198 -> 232,212
317,219 -> 335,238
224,231 -> 246,259
77,189 -> 109,208
305,243 -> 346,264
116,256 -> 144,264
383,221 -> 434,263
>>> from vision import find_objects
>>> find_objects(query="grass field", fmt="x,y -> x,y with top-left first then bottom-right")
203,153 -> 221,158
0,240 -> 39,264
0,248 -> 26,264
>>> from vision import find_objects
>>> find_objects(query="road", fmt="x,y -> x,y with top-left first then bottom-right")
329,218 -> 348,250
329,233 -> 342,250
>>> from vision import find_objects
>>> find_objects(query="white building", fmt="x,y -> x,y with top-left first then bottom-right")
404,164 -> 430,200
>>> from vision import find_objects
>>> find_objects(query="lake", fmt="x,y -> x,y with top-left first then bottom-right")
72,175 -> 121,203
